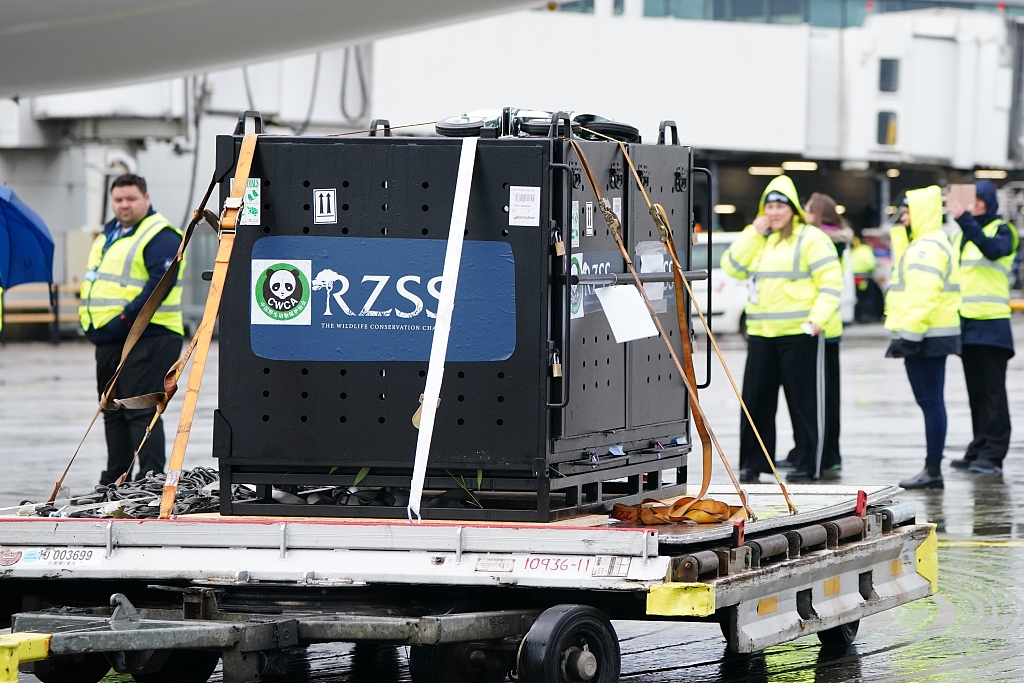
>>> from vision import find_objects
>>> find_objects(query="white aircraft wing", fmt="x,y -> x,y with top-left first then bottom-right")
1,0 -> 537,97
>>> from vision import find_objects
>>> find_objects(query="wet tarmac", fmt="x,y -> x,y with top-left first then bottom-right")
3,319 -> 1024,682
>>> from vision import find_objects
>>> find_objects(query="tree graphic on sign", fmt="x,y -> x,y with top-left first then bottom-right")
312,269 -> 345,315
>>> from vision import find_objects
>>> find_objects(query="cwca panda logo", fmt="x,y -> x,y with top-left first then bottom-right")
255,263 -> 311,322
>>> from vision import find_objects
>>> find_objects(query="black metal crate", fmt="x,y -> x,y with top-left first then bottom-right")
212,126 -> 694,521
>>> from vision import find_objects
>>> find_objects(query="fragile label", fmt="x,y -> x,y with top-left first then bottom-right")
509,186 -> 541,227
230,177 -> 261,226
313,189 -> 337,224
592,556 -> 631,577
571,201 -> 580,248
2,547 -> 104,568
475,557 -> 515,573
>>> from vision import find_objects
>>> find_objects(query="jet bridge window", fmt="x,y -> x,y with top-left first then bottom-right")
879,59 -> 900,92
877,112 -> 898,146
540,0 -> 595,11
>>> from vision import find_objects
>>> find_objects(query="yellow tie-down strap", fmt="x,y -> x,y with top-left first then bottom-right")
0,633 -> 50,683
646,582 -> 716,617
916,523 -> 939,594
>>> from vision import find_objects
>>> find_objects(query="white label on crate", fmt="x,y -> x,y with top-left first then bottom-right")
229,177 -> 261,226
313,189 -> 337,224
571,201 -> 580,248
612,196 -> 622,221
592,556 -> 631,577
520,556 -> 595,573
475,557 -> 515,573
2,547 -> 104,568
509,186 -> 541,226
585,201 -> 595,236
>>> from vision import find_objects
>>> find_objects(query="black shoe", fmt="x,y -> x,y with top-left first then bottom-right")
968,460 -> 1002,474
775,459 -> 796,469
950,458 -> 974,471
899,467 -> 944,489
786,471 -> 818,483
821,467 -> 841,481
739,468 -> 760,484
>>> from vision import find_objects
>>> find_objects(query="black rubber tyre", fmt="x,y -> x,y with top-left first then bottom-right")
131,649 -> 220,683
577,120 -> 640,144
517,605 -> 619,683
817,620 -> 859,648
32,655 -> 111,683
408,643 -> 508,683
518,119 -> 582,138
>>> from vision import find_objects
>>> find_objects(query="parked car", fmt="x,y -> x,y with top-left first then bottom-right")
689,231 -> 746,335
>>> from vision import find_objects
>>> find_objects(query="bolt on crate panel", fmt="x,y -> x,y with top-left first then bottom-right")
215,136 -> 550,469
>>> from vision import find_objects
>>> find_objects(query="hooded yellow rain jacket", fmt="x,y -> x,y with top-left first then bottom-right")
884,186 -> 961,343
721,176 -> 843,338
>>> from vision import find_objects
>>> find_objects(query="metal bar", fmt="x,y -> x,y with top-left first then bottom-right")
0,519 -> 655,557
572,270 -> 707,285
298,610 -> 540,646
693,167 -> 713,389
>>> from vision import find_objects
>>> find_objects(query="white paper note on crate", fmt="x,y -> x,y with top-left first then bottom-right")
595,285 -> 659,343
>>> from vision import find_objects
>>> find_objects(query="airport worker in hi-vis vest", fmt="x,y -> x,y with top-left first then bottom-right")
79,174 -> 185,485
885,186 -> 962,490
721,175 -> 843,485
946,179 -> 1018,475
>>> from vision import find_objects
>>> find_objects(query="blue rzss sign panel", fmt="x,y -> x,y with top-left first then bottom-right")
249,236 -> 516,362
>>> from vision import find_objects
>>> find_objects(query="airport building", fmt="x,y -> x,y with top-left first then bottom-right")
2,0 -> 1024,327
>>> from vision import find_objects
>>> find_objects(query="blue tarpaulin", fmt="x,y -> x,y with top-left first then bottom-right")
0,185 -> 54,290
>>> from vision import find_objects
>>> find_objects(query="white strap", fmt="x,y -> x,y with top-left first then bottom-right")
408,137 -> 478,521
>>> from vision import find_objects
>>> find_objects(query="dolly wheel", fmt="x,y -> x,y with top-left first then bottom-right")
408,643 -> 508,683
817,620 -> 860,648
132,649 -> 220,683
517,605 -> 620,683
32,654 -> 111,683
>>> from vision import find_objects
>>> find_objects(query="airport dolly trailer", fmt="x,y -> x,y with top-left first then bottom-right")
0,485 -> 936,683
0,113 -> 936,683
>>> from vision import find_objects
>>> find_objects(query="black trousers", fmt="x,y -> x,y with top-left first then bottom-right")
961,344 -> 1012,465
95,335 -> 183,485
740,334 -> 820,477
785,341 -> 840,469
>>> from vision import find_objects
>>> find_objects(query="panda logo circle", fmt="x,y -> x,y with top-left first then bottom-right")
255,263 -> 310,321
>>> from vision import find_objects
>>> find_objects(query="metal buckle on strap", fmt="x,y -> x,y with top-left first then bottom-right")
222,197 -> 243,210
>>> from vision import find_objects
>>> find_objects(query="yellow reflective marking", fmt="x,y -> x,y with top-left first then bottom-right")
824,577 -> 841,596
891,559 -> 904,576
916,524 -> 939,594
0,633 -> 50,683
646,583 -> 715,617
757,596 -> 778,616
938,541 -> 1024,547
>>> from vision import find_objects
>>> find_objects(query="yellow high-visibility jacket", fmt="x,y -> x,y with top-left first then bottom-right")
850,242 -> 877,275
721,175 -> 844,338
884,186 -> 961,342
79,212 -> 185,335
959,218 -> 1018,320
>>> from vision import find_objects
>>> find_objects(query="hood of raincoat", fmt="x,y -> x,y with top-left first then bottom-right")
756,175 -> 808,225
974,179 -> 1000,227
906,185 -> 944,239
